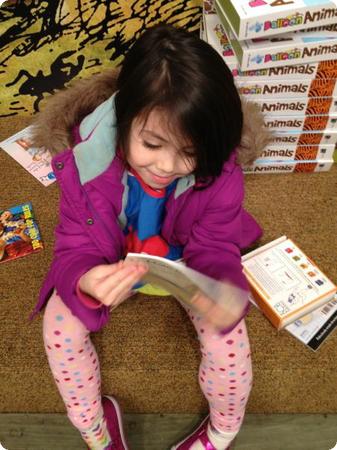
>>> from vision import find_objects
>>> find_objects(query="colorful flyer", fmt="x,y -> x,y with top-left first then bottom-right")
0,202 -> 43,264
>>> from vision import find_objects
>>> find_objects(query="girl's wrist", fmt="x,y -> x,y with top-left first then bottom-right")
75,280 -> 103,309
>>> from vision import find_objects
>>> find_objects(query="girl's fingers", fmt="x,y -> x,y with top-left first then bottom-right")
190,292 -> 232,329
100,265 -> 147,306
109,289 -> 137,312
190,292 -> 213,315
108,266 -> 147,300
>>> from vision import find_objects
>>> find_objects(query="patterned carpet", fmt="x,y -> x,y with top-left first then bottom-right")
0,0 -> 201,117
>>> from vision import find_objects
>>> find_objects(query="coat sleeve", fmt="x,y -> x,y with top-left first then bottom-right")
183,166 -> 262,291
39,186 -> 116,331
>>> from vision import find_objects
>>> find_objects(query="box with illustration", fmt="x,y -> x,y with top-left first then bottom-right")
216,5 -> 337,70
242,236 -> 337,329
203,2 -> 337,79
215,0 -> 337,40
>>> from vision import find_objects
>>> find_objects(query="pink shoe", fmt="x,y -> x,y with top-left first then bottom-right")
171,416 -> 231,450
100,395 -> 129,450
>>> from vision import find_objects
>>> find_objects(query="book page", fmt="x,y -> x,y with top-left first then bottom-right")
125,253 -> 249,331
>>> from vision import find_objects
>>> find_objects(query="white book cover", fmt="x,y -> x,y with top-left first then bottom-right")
258,143 -> 335,160
0,126 -> 55,186
243,159 -> 334,173
253,96 -> 337,116
215,0 -> 337,40
216,3 -> 337,70
242,236 -> 337,329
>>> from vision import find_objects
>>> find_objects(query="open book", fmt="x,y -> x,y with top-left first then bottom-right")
125,253 -> 249,332
242,236 -> 337,330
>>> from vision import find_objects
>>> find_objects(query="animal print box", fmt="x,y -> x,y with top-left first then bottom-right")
258,144 -> 335,161
237,78 -> 337,99
264,113 -> 337,131
243,160 -> 334,174
271,129 -> 337,145
253,96 -> 337,116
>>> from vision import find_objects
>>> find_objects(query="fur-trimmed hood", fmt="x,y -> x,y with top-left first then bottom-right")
30,68 -> 271,166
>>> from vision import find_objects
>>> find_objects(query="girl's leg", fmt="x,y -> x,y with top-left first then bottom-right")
42,290 -> 112,450
188,307 -> 252,448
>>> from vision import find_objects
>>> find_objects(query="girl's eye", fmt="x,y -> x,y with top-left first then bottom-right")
183,150 -> 195,159
143,141 -> 160,149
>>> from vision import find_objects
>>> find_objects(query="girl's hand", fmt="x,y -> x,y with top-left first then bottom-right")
78,260 -> 148,309
190,290 -> 248,332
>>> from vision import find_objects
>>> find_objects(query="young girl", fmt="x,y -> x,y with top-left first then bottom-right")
30,24 -> 269,450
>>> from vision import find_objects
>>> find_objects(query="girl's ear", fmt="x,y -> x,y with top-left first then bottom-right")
237,100 -> 273,166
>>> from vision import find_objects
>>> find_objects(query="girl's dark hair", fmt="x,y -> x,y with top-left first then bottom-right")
115,23 -> 243,184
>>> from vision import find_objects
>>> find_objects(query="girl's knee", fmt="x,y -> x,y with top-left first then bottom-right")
43,291 -> 89,350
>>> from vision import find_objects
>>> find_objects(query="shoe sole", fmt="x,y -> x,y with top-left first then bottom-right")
104,395 -> 129,450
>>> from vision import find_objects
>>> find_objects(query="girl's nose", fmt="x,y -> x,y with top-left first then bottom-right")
156,151 -> 176,174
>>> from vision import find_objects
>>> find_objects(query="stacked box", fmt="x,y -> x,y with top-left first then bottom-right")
253,97 -> 337,116
204,12 -> 337,79
202,0 -> 337,173
215,3 -> 337,71
270,129 -> 337,146
258,144 -> 335,161
214,0 -> 337,40
242,160 -> 334,174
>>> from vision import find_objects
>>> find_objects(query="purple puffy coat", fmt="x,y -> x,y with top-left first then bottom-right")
29,73 -> 267,332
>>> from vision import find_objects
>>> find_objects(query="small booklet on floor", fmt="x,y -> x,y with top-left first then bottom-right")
0,202 -> 43,263
0,126 -> 55,186
125,252 -> 249,331
242,236 -> 337,330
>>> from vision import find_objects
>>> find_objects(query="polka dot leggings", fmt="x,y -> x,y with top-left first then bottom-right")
43,291 -> 252,436
43,291 -> 102,432
183,306 -> 252,432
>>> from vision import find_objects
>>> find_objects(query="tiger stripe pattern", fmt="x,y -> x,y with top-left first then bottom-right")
308,79 -> 337,97
294,145 -> 319,160
306,97 -> 336,115
316,60 -> 337,79
294,163 -> 317,173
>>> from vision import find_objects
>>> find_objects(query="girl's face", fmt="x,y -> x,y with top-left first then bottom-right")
126,108 -> 196,189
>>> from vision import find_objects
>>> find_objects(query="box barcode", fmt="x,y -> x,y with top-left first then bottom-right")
322,298 -> 337,315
